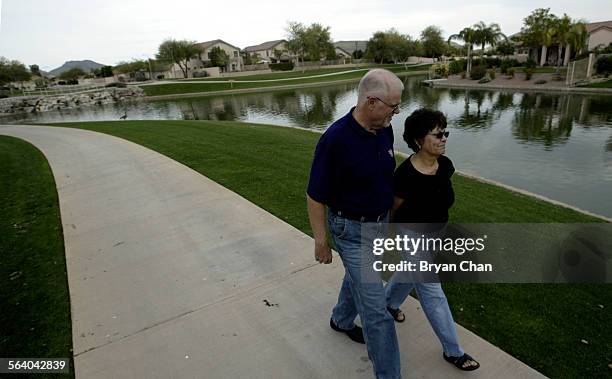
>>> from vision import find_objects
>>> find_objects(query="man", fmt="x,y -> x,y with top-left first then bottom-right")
306,69 -> 404,379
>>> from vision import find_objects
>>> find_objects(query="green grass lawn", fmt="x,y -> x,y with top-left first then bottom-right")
141,65 -> 429,96
0,136 -> 74,378
36,120 -> 611,378
582,79 -> 612,88
37,121 -> 612,377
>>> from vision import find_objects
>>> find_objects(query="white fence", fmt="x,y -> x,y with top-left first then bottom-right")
566,53 -> 596,86
20,84 -> 109,97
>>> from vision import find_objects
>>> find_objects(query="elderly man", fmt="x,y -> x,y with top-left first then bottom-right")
306,69 -> 404,379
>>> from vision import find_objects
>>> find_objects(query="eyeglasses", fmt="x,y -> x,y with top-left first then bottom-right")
428,131 -> 449,139
369,96 -> 400,112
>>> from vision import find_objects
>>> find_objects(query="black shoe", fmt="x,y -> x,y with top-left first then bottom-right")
330,318 -> 365,344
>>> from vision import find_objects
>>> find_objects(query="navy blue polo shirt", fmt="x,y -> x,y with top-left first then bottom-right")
307,108 -> 396,216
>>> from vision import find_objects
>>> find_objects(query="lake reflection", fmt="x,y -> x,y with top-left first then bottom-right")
2,76 -> 612,217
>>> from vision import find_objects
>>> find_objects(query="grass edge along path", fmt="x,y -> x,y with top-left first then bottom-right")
0,135 -> 74,378
33,120 -> 612,378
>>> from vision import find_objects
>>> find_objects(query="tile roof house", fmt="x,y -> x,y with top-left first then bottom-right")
243,40 -> 291,63
333,41 -> 368,56
586,21 -> 612,51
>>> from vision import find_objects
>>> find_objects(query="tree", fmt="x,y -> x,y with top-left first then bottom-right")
0,58 -> 32,86
0,58 -> 13,86
448,27 -> 477,74
366,31 -> 390,63
472,22 -> 507,59
58,67 -> 85,83
99,65 -> 114,77
157,39 -> 201,78
495,40 -> 515,56
566,21 -> 588,65
520,8 -> 558,66
286,21 -> 334,62
273,49 -> 283,62
209,46 -> 229,69
366,29 -> 420,64
29,64 -> 41,76
420,26 -> 446,58
242,52 -> 253,65
302,23 -> 334,61
286,21 -> 307,65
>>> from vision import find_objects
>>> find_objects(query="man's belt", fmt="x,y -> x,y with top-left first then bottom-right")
330,208 -> 387,222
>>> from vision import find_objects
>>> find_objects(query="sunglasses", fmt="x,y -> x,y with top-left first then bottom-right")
428,131 -> 449,139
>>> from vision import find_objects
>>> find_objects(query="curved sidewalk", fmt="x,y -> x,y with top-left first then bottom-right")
0,125 -> 545,379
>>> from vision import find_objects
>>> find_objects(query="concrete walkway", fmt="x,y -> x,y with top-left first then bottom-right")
0,125 -> 546,379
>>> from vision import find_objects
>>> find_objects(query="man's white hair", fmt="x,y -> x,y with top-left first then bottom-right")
357,69 -> 404,105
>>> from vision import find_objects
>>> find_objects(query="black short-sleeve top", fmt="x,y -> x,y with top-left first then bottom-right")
393,154 -> 455,224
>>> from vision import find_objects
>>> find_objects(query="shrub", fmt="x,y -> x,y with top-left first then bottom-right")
500,59 -> 514,74
270,62 -> 294,71
449,59 -> 466,75
507,68 -> 515,78
460,71 -> 466,79
487,69 -> 496,79
525,58 -> 537,69
432,63 -> 449,77
523,67 -> 535,80
483,57 -> 501,68
470,65 -> 487,80
595,55 -> 612,75
105,82 -> 127,88
535,79 -> 547,85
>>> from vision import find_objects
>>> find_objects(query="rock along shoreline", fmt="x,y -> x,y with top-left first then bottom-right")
0,87 -> 144,115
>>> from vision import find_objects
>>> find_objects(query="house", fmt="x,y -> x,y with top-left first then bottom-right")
243,40 -> 291,63
334,46 -> 352,59
513,20 -> 612,66
333,41 -> 368,58
167,39 -> 244,78
586,21 -> 612,51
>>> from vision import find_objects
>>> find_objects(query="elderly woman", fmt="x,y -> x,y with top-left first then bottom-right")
384,108 -> 480,371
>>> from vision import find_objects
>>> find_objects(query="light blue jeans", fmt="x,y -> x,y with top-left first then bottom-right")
384,225 -> 464,358
328,212 -> 401,379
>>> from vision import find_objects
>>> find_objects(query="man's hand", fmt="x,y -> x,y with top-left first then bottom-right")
315,240 -> 332,264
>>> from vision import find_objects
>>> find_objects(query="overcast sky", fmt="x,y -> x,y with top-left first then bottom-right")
0,0 -> 610,71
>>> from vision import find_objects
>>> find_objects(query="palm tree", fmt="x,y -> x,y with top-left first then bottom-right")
473,22 -> 508,60
565,22 -> 588,66
448,27 -> 477,74
555,15 -> 572,69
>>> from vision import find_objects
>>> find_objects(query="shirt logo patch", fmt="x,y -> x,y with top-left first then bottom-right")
388,149 -> 394,157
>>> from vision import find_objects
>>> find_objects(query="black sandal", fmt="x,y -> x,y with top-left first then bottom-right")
443,352 -> 480,371
387,307 -> 405,323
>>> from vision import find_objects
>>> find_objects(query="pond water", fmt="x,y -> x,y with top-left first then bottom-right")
3,76 -> 612,218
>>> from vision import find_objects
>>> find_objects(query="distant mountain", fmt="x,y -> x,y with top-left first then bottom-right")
48,60 -> 106,77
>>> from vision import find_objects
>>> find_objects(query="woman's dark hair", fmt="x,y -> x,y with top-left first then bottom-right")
403,108 -> 447,152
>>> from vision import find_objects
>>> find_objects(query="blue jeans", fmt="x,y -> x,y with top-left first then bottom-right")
328,212 -> 401,379
384,225 -> 464,358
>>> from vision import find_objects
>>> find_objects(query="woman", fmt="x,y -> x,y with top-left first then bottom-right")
384,108 -> 480,371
